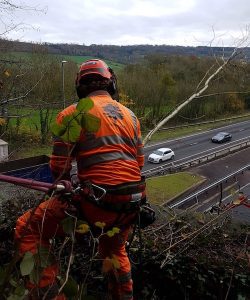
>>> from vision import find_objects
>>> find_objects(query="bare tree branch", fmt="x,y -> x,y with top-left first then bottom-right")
195,90 -> 250,99
0,72 -> 45,106
143,40 -> 249,145
0,0 -> 46,37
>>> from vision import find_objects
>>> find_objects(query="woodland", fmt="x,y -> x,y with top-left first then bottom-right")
1,41 -> 250,148
4,38 -> 250,63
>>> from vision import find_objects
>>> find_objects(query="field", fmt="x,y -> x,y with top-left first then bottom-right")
9,51 -> 124,72
61,54 -> 124,71
8,107 -> 59,128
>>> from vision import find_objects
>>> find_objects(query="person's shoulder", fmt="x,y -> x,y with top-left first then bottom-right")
60,104 -> 77,115
119,103 -> 137,118
57,103 -> 77,122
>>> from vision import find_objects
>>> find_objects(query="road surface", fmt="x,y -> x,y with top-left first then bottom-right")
143,119 -> 250,171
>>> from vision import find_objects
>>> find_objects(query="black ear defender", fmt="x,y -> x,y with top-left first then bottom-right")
108,67 -> 119,101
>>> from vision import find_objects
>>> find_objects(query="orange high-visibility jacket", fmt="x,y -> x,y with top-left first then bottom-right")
50,90 -> 144,185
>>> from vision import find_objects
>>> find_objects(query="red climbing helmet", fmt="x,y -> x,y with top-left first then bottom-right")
75,59 -> 112,86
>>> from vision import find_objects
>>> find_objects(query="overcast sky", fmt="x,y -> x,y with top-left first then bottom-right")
3,0 -> 250,47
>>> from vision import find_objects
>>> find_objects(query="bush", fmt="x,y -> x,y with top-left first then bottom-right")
0,190 -> 249,299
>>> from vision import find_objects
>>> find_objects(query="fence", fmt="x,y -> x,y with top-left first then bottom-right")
168,165 -> 250,210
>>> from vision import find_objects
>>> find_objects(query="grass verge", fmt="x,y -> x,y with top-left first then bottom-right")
146,172 -> 205,205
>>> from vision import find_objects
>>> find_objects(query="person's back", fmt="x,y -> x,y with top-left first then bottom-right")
15,59 -> 146,300
53,89 -> 144,186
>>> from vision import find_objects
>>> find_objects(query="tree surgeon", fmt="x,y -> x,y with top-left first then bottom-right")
15,59 -> 146,300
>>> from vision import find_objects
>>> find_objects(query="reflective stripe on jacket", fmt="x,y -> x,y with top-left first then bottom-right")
50,90 -> 144,185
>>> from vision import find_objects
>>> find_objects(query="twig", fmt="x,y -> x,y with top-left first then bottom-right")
160,207 -> 235,268
58,211 -> 77,294
0,73 -> 45,106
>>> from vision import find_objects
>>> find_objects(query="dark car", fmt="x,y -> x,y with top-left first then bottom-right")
211,132 -> 232,143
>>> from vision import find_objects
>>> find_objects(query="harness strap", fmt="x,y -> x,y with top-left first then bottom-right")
100,176 -> 146,195
102,182 -> 146,195
86,193 -> 146,212
101,198 -> 145,212
80,178 -> 146,212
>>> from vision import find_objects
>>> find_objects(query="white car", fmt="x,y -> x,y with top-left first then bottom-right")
148,147 -> 175,163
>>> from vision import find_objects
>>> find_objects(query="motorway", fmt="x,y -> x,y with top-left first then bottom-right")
142,119 -> 250,172
143,119 -> 250,223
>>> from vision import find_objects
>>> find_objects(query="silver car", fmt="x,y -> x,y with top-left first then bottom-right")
148,147 -> 175,163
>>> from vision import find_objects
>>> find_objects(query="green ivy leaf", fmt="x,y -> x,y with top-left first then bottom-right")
76,97 -> 94,112
112,227 -> 120,234
50,122 -> 66,137
61,217 -> 75,234
37,246 -> 53,268
106,227 -> 120,237
14,285 -> 27,297
72,110 -> 83,123
95,221 -> 106,229
83,113 -> 101,132
106,230 -> 115,237
29,267 -> 41,284
20,251 -> 35,276
50,97 -> 100,142
61,118 -> 82,143
61,114 -> 75,127
9,277 -> 18,287
62,277 -> 78,297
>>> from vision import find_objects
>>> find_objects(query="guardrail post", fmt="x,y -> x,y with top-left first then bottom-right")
218,182 -> 223,214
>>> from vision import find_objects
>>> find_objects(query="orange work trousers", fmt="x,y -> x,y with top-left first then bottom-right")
15,196 -> 134,300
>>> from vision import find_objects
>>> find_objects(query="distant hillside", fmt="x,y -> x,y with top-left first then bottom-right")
3,39 -> 250,63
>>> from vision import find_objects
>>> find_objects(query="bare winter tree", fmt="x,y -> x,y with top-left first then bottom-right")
0,0 -> 46,118
0,0 -> 46,37
143,33 -> 250,145
0,2 -> 54,144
